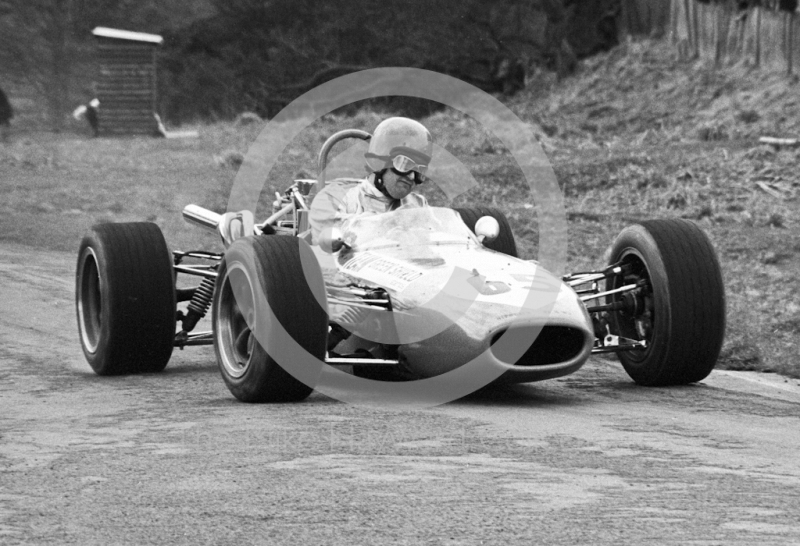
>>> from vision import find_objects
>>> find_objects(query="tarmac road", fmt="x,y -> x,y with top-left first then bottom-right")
1,242 -> 800,545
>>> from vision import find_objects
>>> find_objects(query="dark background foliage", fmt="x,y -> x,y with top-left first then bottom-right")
0,0 -> 623,126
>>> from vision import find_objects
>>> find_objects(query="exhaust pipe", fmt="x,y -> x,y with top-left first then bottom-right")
182,205 -> 222,234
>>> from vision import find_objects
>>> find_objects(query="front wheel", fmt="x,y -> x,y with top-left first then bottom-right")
213,235 -> 328,402
76,222 -> 176,375
608,219 -> 726,386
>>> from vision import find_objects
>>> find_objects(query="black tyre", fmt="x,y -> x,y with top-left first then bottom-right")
213,235 -> 328,402
608,219 -> 725,386
454,207 -> 518,257
76,223 -> 176,375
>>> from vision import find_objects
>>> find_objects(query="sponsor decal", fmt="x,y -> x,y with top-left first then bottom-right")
341,252 -> 425,292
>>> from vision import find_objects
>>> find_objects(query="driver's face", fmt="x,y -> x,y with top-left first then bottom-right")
382,169 -> 416,200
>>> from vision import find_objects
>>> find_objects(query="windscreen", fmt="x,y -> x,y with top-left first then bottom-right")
340,206 -> 479,251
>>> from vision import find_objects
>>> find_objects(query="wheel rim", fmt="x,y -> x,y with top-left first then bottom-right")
77,248 -> 102,353
612,250 -> 655,362
216,264 -> 257,379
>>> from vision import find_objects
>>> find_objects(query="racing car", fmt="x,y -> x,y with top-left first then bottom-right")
75,129 -> 726,402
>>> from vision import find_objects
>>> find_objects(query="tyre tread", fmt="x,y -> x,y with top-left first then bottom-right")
214,235 -> 327,402
613,219 -> 725,385
77,222 -> 175,375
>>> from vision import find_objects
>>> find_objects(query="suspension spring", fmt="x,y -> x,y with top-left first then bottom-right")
182,277 -> 215,333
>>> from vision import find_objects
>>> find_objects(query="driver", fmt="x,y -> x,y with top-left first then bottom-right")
336,117 -> 432,221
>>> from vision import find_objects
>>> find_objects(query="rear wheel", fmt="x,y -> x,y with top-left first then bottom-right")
76,222 -> 176,375
608,219 -> 725,386
454,207 -> 518,257
213,235 -> 328,402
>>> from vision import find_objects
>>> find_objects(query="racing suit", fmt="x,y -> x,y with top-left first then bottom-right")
336,177 -> 427,221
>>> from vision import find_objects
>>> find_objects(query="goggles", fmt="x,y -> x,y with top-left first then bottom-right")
389,154 -> 427,175
365,149 -> 430,175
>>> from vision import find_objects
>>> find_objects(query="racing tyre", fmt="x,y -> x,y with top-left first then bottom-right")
454,207 -> 518,257
76,222 -> 176,375
608,219 -> 725,386
213,235 -> 328,402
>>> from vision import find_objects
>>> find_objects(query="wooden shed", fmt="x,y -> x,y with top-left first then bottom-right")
92,27 -> 163,136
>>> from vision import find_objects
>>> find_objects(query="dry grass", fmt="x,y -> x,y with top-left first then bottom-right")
1,37 -> 797,378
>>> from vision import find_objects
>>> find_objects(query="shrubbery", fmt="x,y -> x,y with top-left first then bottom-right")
157,0 -> 586,123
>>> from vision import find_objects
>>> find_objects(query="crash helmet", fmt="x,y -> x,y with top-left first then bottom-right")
365,117 -> 432,182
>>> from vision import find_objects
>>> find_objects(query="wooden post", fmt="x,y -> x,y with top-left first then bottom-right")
755,6 -> 762,67
692,0 -> 700,57
737,7 -> 746,58
671,0 -> 680,45
714,2 -> 721,66
628,0 -> 642,35
699,1 -> 705,55
718,0 -> 732,66
684,0 -> 694,57
789,11 -> 795,75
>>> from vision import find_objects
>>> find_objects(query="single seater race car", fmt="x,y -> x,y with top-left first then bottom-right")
75,129 -> 726,403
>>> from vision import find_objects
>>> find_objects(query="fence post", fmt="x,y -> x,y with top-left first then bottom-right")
684,0 -> 694,57
692,0 -> 700,57
670,0 -> 679,44
788,11 -> 795,75
700,1 -> 706,56
719,0 -> 733,67
755,6 -> 762,67
714,2 -> 722,67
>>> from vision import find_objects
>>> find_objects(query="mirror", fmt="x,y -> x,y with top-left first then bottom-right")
218,210 -> 255,248
294,179 -> 317,196
317,227 -> 345,254
475,216 -> 499,244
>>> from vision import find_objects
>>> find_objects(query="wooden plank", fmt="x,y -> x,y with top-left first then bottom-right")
100,123 -> 156,128
98,57 -> 156,64
759,136 -> 800,147
755,181 -> 786,200
99,130 -> 159,136
97,86 -> 154,91
96,90 -> 154,96
97,51 -> 154,58
96,90 -> 154,97
98,97 -> 154,102
99,69 -> 154,75
96,80 -> 154,86
98,105 -> 154,111
100,116 -> 156,123
97,45 -> 157,53
99,113 -> 155,119
98,117 -> 156,123
100,111 -> 155,116
98,103 -> 155,109
98,120 -> 156,126
99,65 -> 154,72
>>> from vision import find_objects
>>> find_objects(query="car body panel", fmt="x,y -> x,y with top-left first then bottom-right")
316,206 -> 594,383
